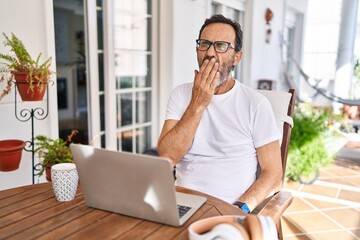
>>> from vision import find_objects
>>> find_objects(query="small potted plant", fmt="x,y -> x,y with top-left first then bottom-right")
286,104 -> 347,184
35,130 -> 78,181
0,32 -> 54,101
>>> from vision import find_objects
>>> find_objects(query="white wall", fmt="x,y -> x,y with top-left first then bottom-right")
247,0 -> 285,89
0,0 -> 58,190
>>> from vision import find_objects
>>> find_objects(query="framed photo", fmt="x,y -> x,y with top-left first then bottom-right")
258,79 -> 275,90
57,65 -> 77,120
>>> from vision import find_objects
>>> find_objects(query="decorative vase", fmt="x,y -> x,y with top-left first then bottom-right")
13,71 -> 47,101
0,139 -> 26,171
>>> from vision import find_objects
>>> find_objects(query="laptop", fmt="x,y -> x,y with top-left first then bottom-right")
70,144 -> 207,227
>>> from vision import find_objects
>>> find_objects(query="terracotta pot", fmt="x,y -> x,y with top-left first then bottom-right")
13,71 -> 47,101
0,140 -> 26,171
45,165 -> 52,182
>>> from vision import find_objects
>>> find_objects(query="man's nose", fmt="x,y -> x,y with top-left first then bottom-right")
206,44 -> 217,56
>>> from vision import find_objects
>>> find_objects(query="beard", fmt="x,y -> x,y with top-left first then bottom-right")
198,55 -> 235,85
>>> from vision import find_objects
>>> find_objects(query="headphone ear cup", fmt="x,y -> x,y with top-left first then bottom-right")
243,215 -> 263,240
201,223 -> 249,240
244,215 -> 278,240
257,216 -> 278,240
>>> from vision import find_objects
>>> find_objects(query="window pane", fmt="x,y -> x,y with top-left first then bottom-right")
136,54 -> 151,87
113,2 -> 151,51
98,52 -> 104,91
97,10 -> 104,50
226,8 -> 240,20
136,91 -> 151,123
101,134 -> 105,148
114,0 -> 148,14
212,3 -> 221,14
136,126 -> 151,154
115,52 -> 150,89
119,130 -> 133,152
116,76 -> 132,89
117,93 -> 132,127
100,94 -> 105,131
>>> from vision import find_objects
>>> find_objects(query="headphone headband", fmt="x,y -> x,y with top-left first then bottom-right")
188,215 -> 277,240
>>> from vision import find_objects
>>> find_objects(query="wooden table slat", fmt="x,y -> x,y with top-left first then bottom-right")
0,184 -> 52,209
67,213 -> 142,240
0,197 -> 85,239
0,191 -> 56,219
115,220 -> 163,240
0,187 -> 26,200
6,201 -> 93,240
145,204 -> 222,240
37,208 -> 111,240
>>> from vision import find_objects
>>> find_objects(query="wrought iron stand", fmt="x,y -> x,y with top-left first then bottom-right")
14,84 -> 49,184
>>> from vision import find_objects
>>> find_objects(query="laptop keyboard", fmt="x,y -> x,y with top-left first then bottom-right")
177,205 -> 192,218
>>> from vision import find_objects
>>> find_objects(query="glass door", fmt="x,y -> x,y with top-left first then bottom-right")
85,0 -> 157,152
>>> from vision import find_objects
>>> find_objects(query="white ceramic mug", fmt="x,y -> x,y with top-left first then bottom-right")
51,163 -> 78,202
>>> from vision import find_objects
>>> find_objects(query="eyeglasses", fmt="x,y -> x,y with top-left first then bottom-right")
196,39 -> 235,53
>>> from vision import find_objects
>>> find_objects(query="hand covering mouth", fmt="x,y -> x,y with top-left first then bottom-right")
202,56 -> 220,65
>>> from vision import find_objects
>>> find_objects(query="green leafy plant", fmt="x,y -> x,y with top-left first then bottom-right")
35,130 -> 78,175
286,104 -> 342,182
0,32 -> 53,100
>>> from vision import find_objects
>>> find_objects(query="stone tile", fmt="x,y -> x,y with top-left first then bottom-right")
323,208 -> 360,228
285,197 -> 314,213
319,168 -> 338,179
284,180 -> 302,190
304,198 -> 343,209
340,177 -> 360,187
321,177 -> 360,187
300,184 -> 338,198
282,216 -> 304,235
307,231 -> 358,240
281,212 -> 341,233
324,165 -> 360,177
338,189 -> 360,202
351,228 -> 360,237
283,234 -> 312,240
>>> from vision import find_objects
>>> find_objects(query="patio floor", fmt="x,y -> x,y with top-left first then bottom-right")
282,141 -> 360,240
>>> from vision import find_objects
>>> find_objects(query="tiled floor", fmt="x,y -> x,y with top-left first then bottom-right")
282,145 -> 360,240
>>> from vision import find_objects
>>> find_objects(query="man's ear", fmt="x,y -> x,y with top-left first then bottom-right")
233,51 -> 243,66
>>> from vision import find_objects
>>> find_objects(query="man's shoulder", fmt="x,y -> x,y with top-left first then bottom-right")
172,82 -> 193,93
234,81 -> 267,102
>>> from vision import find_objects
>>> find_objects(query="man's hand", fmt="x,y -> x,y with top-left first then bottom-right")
191,58 -> 220,112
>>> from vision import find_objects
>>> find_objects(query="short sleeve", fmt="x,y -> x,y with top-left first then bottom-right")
252,98 -> 281,148
165,84 -> 191,121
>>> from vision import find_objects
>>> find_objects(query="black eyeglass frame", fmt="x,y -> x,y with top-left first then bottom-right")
196,39 -> 235,53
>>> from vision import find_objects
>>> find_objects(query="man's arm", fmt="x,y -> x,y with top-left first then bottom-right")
157,58 -> 219,164
236,140 -> 282,211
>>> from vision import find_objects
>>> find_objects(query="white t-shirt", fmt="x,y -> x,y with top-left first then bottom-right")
165,80 -> 280,203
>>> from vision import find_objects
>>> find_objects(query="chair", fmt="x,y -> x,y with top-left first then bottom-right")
253,89 -> 296,240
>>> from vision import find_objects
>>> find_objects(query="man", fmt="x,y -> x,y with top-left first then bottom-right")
157,14 -> 282,213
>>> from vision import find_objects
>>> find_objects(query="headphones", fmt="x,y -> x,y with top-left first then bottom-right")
188,215 -> 277,240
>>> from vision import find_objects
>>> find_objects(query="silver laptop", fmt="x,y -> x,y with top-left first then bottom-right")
70,144 -> 207,227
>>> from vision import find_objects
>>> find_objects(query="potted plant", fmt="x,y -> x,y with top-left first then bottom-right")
286,104 -> 347,184
35,130 -> 78,181
0,32 -> 54,101
0,139 -> 26,171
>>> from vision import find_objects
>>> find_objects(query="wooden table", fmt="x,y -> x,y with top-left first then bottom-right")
0,183 -> 245,240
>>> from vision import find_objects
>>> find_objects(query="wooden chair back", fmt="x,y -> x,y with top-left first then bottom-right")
257,89 -> 296,183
